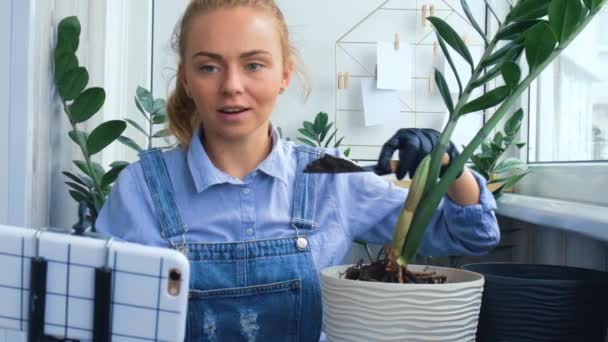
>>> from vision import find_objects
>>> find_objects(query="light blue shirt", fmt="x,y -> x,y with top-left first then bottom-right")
96,127 -> 500,271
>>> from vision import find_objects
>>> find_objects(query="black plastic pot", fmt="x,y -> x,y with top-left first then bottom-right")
462,263 -> 608,342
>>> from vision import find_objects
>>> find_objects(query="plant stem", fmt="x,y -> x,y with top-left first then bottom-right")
63,102 -> 105,212
401,7 -> 602,263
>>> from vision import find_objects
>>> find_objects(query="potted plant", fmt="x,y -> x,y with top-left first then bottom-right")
320,0 -> 608,341
469,108 -> 529,197
54,17 -> 170,230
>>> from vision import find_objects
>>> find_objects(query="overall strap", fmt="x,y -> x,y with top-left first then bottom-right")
291,145 -> 321,231
138,148 -> 187,240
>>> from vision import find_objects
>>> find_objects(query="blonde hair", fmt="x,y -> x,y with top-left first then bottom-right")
167,0 -> 307,147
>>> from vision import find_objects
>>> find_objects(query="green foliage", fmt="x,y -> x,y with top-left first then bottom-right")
297,112 -> 351,157
469,109 -> 529,198
54,16 -> 128,227
395,0 -> 606,265
119,86 -> 173,152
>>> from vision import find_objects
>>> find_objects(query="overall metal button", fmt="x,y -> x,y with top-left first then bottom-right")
178,245 -> 188,255
296,237 -> 308,250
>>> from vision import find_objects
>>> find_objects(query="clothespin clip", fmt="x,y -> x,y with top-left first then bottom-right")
394,32 -> 400,50
28,230 -> 47,342
344,72 -> 351,89
338,72 -> 344,90
429,72 -> 435,94
433,41 -> 439,57
93,238 -> 114,342
430,4 -> 435,17
422,4 -> 428,27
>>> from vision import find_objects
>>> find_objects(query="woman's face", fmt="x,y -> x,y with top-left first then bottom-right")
182,7 -> 292,142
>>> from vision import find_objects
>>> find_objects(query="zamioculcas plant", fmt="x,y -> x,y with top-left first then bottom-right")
389,0 -> 607,273
298,112 -> 351,157
118,86 -> 173,153
55,16 -> 128,227
470,108 -> 529,198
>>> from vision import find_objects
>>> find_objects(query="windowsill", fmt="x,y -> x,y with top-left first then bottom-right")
496,194 -> 608,242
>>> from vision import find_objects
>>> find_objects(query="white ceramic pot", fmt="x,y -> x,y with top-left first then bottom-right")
320,264 -> 484,342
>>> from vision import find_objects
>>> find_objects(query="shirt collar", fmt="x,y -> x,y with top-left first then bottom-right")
187,124 -> 289,193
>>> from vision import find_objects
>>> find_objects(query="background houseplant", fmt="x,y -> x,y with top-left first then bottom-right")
297,111 -> 351,157
54,17 -> 169,230
321,0 -> 608,340
469,108 -> 529,198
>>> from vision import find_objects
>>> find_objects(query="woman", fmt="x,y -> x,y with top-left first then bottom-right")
96,1 -> 499,341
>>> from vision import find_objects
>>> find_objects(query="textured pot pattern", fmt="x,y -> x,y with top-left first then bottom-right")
320,264 -> 485,342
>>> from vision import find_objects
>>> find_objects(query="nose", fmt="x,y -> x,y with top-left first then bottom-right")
221,66 -> 244,96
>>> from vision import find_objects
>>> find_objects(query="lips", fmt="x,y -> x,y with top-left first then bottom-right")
218,106 -> 251,115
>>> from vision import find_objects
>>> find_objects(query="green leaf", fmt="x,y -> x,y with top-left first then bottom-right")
297,137 -> 317,147
516,142 -> 526,149
87,120 -> 127,156
583,0 -> 604,11
461,86 -> 510,114
434,69 -> 454,114
484,41 -> 524,67
118,136 -> 143,152
152,115 -> 167,125
506,0 -> 551,23
461,0 -> 489,45
73,160 -> 90,176
136,86 -> 155,113
320,122 -> 334,143
496,20 -> 543,40
152,98 -> 166,115
303,121 -> 317,137
54,52 -> 78,82
315,112 -> 329,134
481,143 -> 493,156
493,158 -> 528,173
343,148 -> 351,157
125,118 -> 148,136
66,181 -> 90,197
68,130 -> 89,146
69,88 -> 106,123
427,16 -> 474,70
298,128 -> 317,141
493,132 -> 504,147
525,22 -> 558,70
110,161 -> 129,168
134,96 -> 147,117
58,67 -> 89,101
549,0 -> 584,43
101,164 -> 128,189
90,162 -> 106,182
334,136 -> 345,148
501,62 -> 521,90
501,171 -> 530,190
57,16 -> 80,53
436,35 -> 463,95
505,108 -> 524,136
324,129 -> 338,148
152,128 -> 170,138
62,171 -> 88,188
69,190 -> 93,207
471,63 -> 504,89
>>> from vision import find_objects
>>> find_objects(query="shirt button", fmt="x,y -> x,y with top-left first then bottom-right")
242,188 -> 250,194
246,228 -> 254,236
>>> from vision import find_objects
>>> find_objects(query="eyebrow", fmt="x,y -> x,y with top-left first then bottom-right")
192,50 -> 272,60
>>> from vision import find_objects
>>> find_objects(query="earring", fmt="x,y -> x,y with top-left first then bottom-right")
279,87 -> 286,94
185,88 -> 192,98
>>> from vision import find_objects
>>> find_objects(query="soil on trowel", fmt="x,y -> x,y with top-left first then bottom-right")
343,248 -> 447,284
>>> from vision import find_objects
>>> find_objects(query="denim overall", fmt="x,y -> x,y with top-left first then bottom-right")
139,145 -> 323,342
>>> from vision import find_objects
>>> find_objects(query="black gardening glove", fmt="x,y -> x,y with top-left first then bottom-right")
375,128 -> 461,180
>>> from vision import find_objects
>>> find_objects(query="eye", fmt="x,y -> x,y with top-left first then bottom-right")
199,65 -> 219,73
246,63 -> 264,71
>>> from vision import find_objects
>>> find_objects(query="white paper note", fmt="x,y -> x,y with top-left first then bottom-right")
377,41 -> 413,91
360,78 -> 401,127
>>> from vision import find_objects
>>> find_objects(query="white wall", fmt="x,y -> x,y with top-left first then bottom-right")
0,0 -> 11,224
151,0 -> 488,160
